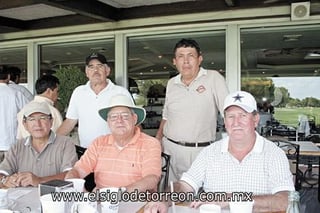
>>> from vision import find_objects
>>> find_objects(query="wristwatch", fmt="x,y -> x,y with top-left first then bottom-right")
0,176 -> 7,185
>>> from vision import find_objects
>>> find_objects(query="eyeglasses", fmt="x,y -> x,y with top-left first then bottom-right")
87,64 -> 105,70
107,112 -> 132,121
24,115 -> 52,122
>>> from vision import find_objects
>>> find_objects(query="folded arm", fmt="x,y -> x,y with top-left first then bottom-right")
126,174 -> 160,193
1,171 -> 68,188
65,168 -> 85,179
252,191 -> 289,212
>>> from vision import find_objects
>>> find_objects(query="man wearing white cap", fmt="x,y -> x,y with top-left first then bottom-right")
0,101 -> 78,188
66,95 -> 161,192
144,91 -> 294,212
16,75 -> 63,140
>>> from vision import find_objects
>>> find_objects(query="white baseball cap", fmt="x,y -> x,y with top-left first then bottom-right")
223,91 -> 257,113
23,102 -> 51,117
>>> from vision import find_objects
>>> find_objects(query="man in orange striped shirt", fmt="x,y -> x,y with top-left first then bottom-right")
65,95 -> 161,193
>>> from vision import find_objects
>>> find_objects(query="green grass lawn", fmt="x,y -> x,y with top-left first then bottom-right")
274,107 -> 320,127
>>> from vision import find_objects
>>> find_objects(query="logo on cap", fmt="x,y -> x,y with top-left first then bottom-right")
85,52 -> 108,65
89,53 -> 98,58
232,94 -> 244,102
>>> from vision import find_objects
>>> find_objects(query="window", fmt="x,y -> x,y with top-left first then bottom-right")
40,39 -> 115,77
128,31 -> 226,135
0,47 -> 27,83
240,25 -> 320,137
40,39 -> 115,112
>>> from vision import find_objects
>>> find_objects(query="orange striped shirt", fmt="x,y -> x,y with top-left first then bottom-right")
74,127 -> 161,189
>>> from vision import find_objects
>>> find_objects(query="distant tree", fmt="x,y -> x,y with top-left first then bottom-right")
54,65 -> 87,115
302,97 -> 320,107
287,98 -> 301,107
241,77 -> 274,102
278,87 -> 290,107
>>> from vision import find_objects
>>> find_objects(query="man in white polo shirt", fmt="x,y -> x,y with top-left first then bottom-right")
57,53 -> 133,148
145,91 -> 294,213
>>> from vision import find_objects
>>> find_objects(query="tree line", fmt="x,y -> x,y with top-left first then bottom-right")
242,78 -> 320,108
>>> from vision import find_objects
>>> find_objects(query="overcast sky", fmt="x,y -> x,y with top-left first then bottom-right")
272,77 -> 320,100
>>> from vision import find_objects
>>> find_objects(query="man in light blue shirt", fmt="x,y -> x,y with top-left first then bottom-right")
0,66 -> 26,162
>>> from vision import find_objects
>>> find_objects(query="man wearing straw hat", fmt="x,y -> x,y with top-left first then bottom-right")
66,95 -> 161,192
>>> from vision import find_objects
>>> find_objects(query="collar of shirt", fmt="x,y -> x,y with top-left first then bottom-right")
86,79 -> 114,94
173,67 -> 207,84
34,95 -> 54,106
221,132 -> 264,154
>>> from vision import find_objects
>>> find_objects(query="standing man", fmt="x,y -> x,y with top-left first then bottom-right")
156,38 -> 229,182
7,66 -> 34,103
57,53 -> 133,148
16,75 -> 63,140
0,66 -> 26,162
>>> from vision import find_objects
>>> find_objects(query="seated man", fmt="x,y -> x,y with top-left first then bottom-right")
16,75 -> 63,140
144,91 -> 294,212
0,101 -> 78,188
65,95 -> 161,192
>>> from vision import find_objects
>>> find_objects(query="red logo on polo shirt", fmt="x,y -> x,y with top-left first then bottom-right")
196,85 -> 206,93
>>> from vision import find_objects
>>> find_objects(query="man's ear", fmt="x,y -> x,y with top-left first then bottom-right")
254,113 -> 260,127
172,58 -> 176,66
133,113 -> 138,125
198,54 -> 203,64
44,87 -> 52,94
22,120 -> 29,132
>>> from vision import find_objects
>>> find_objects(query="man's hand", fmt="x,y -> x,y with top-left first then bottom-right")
144,201 -> 169,213
189,200 -> 229,209
16,172 -> 40,187
65,169 -> 81,180
3,174 -> 20,188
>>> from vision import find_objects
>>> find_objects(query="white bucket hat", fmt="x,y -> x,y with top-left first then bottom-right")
98,95 -> 146,125
223,91 -> 257,113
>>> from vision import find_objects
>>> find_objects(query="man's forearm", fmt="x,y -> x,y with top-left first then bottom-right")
126,175 -> 160,193
56,119 -> 77,136
252,191 -> 289,212
156,119 -> 166,141
39,171 -> 68,184
65,168 -> 81,179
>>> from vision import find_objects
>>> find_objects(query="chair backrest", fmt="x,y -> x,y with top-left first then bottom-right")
272,140 -> 301,190
158,152 -> 170,192
75,145 -> 87,160
74,145 -> 96,191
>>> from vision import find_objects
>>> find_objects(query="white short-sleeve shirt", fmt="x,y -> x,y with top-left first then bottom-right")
181,133 -> 295,195
66,80 -> 133,148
